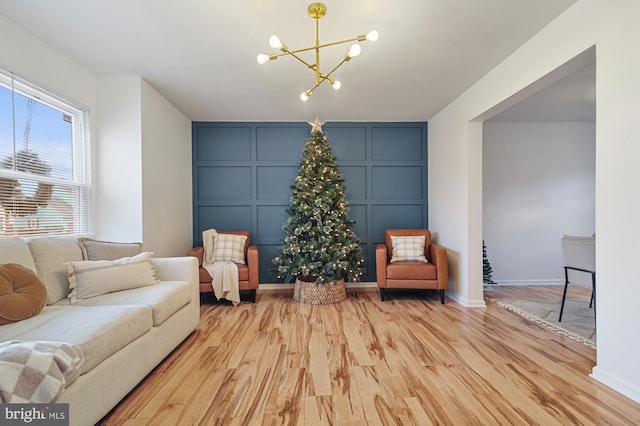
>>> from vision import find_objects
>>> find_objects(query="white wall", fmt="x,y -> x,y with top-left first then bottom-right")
429,0 -> 640,403
141,80 -> 192,257
95,77 -> 144,241
483,122 -> 595,284
0,14 -> 193,256
95,77 -> 193,256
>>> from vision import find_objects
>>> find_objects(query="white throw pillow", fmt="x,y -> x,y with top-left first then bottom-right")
390,235 -> 428,263
211,233 -> 247,264
67,252 -> 159,303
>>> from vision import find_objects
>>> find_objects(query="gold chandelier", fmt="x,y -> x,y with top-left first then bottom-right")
256,2 -> 378,102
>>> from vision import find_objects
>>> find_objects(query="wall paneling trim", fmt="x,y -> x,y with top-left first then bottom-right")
192,122 -> 428,283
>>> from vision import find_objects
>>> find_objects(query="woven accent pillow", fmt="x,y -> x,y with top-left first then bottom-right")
67,252 -> 159,303
390,235 -> 428,263
211,233 -> 247,264
78,237 -> 143,261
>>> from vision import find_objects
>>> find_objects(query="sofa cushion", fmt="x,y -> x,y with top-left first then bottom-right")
0,263 -> 47,325
56,281 -> 191,326
78,237 -> 143,261
66,252 -> 159,303
0,305 -> 152,374
26,237 -> 83,305
0,238 -> 38,273
387,262 -> 438,280
199,263 -> 249,282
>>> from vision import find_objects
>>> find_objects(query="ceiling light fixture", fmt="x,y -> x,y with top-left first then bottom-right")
256,2 -> 378,102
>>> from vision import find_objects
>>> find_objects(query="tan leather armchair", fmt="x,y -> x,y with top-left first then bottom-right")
376,229 -> 448,303
187,231 -> 259,303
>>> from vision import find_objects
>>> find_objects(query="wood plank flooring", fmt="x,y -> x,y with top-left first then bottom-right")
100,285 -> 640,425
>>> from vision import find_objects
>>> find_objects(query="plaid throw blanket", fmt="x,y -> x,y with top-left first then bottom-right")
0,340 -> 84,403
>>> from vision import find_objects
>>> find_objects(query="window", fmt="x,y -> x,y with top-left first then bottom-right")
0,69 -> 90,237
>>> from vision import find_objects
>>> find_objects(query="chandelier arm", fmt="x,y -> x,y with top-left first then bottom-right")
280,46 -> 317,70
320,59 -> 347,82
307,56 -> 349,96
319,74 -> 336,84
284,36 -> 364,56
282,46 -> 316,55
314,36 -> 365,50
272,48 -> 346,81
305,81 -> 323,97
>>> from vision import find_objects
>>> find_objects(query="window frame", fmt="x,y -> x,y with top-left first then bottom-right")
0,68 -> 91,237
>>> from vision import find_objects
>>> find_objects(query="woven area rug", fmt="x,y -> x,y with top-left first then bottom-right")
488,296 -> 596,348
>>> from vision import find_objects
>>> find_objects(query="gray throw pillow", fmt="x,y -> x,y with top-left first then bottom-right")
78,237 -> 143,261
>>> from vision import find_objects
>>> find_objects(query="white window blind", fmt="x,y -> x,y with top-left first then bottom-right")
0,69 -> 90,237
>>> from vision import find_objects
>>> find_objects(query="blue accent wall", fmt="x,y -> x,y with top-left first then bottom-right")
192,122 -> 428,283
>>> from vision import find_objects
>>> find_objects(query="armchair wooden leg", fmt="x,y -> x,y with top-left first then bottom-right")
439,290 -> 445,304
380,288 -> 386,302
252,289 -> 257,303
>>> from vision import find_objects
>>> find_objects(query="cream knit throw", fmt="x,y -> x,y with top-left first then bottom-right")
202,229 -> 240,305
203,261 -> 240,306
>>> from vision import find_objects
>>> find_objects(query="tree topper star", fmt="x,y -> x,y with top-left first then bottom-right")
308,117 -> 325,134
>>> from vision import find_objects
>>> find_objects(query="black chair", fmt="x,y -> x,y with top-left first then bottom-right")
559,234 -> 595,322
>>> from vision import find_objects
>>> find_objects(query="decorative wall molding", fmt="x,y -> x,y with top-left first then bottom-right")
192,122 -> 428,282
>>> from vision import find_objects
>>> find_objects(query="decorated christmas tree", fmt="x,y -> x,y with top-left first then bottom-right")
272,118 -> 364,285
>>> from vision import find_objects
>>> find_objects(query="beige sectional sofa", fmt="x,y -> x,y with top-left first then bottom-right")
0,236 -> 199,425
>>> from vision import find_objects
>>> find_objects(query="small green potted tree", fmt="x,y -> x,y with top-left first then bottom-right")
272,119 -> 364,304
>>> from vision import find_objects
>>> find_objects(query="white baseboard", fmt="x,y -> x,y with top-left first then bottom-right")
447,292 -> 487,308
491,279 -> 564,286
258,281 -> 377,290
591,366 -> 640,404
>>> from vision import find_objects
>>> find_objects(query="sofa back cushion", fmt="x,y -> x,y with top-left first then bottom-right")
78,237 -> 143,261
0,238 -> 37,273
26,237 -> 83,305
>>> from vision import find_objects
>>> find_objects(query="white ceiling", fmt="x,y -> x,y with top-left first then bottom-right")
0,0 -> 579,122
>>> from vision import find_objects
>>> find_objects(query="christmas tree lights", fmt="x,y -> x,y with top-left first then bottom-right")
272,121 -> 364,285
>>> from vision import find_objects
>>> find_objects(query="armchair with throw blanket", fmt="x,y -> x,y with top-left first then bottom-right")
187,230 -> 259,304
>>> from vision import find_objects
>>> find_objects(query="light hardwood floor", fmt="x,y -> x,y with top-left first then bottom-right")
100,285 -> 640,425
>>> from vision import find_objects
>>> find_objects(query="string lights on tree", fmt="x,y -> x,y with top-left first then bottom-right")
272,118 -> 364,285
